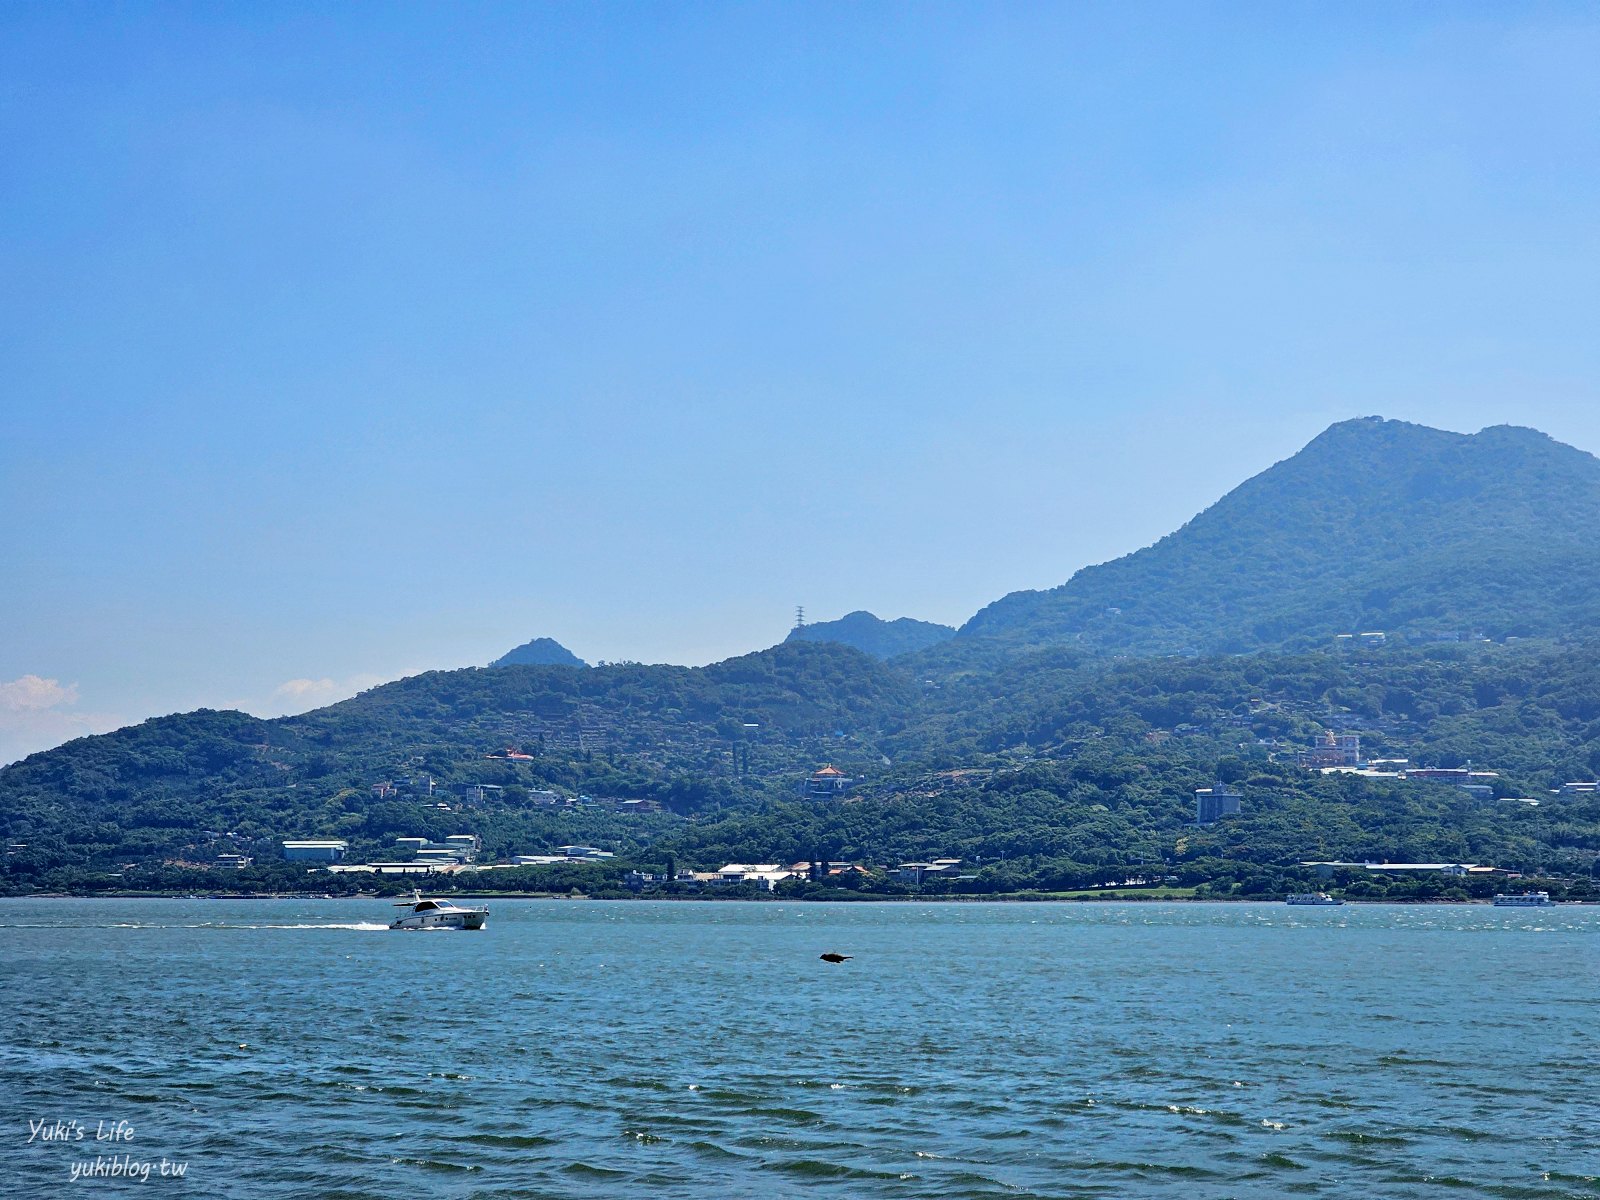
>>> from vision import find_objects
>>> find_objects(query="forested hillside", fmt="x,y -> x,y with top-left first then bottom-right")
959,419 -> 1600,654
7,637 -> 1600,897
490,637 -> 588,667
0,643 -> 917,881
9,417 -> 1600,898
785,611 -> 955,658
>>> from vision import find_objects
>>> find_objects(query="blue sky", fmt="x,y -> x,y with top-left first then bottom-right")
4,1 -> 1600,762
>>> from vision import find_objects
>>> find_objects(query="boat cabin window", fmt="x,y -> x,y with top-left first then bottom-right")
414,901 -> 437,911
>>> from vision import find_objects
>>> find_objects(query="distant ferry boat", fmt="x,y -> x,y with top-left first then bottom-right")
1492,891 -> 1555,907
1286,892 -> 1344,906
389,891 -> 488,930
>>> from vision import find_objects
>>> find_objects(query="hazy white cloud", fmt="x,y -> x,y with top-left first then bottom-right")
0,674 -> 79,711
0,675 -> 122,765
0,668 -> 407,765
261,673 -> 391,716
274,677 -> 341,700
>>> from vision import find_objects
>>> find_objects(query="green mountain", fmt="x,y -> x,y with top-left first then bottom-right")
784,611 -> 955,659
8,634 -> 1600,896
0,642 -> 918,877
9,417 -> 1600,898
959,418 -> 1600,654
491,637 -> 587,668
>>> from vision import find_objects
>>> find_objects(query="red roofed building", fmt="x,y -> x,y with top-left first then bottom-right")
801,764 -> 853,800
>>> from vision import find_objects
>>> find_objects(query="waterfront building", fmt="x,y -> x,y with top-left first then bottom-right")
281,839 -> 348,863
895,858 -> 963,884
713,863 -> 795,889
394,834 -> 480,863
1301,860 -> 1505,878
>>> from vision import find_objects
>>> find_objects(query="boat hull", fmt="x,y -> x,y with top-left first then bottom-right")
389,910 -> 487,930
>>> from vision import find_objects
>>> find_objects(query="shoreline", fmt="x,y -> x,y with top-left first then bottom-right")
1,891 -> 1578,905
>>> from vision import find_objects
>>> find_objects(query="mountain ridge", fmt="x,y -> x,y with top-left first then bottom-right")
491,637 -> 588,668
9,416 -> 1600,894
784,611 -> 956,659
955,417 -> 1600,654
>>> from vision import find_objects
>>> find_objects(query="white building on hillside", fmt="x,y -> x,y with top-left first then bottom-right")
282,839 -> 348,863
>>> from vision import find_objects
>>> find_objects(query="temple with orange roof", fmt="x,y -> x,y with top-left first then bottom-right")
801,764 -> 853,799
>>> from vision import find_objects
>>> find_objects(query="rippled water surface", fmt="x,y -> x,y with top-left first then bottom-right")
3,898 -> 1597,1198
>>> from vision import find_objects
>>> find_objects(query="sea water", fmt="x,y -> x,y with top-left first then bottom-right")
2,898 -> 1596,1198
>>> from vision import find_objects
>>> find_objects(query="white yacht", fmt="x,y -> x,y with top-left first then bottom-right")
1286,892 -> 1344,906
389,891 -> 488,930
1492,891 -> 1555,907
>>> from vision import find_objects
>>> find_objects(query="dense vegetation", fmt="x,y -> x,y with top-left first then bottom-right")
785,611 -> 956,659
490,637 -> 588,668
6,637 -> 1600,898
10,417 -> 1600,900
959,418 -> 1600,655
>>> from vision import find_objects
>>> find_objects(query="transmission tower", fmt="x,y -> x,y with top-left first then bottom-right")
794,605 -> 806,629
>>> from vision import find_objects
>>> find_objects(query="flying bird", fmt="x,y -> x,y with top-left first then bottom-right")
819,952 -> 853,963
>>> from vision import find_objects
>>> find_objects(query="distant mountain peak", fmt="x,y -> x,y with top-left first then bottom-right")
958,416 -> 1600,654
785,611 -> 956,660
490,637 -> 587,668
